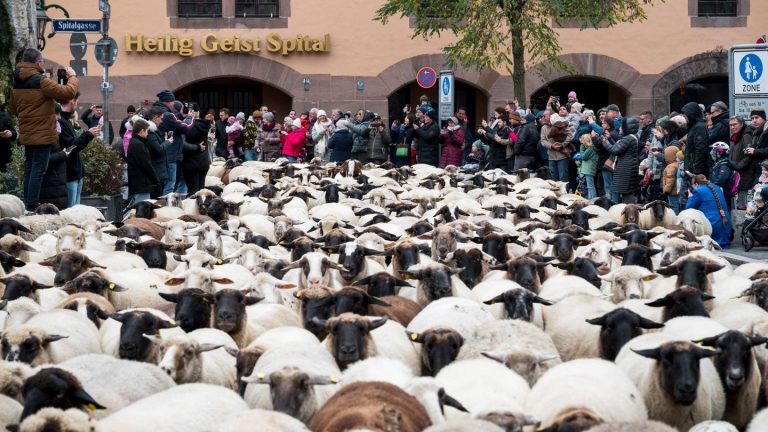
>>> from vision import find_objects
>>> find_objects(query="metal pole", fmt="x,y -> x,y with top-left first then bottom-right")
101,0 -> 110,145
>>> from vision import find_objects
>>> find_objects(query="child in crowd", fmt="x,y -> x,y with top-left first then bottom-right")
746,161 -> 768,220
225,116 -> 243,158
578,133 -> 598,199
462,142 -> 485,171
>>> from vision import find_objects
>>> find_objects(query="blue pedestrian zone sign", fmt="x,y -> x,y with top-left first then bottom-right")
740,54 -> 763,83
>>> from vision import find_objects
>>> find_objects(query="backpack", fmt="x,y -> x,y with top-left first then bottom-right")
725,170 -> 740,196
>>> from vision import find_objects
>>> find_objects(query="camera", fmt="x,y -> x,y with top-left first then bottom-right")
56,68 -> 68,85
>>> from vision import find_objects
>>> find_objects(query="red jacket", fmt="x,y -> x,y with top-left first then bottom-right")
439,127 -> 465,168
282,129 -> 306,157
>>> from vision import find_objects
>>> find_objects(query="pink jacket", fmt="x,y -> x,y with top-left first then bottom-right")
282,129 -> 306,157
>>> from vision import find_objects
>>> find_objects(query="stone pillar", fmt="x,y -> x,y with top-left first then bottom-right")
222,0 -> 235,19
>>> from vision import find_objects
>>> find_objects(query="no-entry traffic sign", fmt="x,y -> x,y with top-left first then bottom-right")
416,67 -> 437,89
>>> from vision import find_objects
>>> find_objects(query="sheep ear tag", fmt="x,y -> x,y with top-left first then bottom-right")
87,403 -> 97,412
257,372 -> 266,380
294,291 -> 302,299
217,259 -> 223,265
410,332 -> 419,341
330,375 -> 339,383
108,283 -> 116,290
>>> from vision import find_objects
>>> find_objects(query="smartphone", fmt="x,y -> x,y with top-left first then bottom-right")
56,68 -> 68,85
554,96 -> 560,101
65,145 -> 76,153
168,131 -> 174,138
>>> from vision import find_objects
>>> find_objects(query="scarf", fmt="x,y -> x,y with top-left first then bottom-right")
261,121 -> 276,132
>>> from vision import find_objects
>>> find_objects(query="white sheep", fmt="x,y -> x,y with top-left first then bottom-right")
339,357 -> 414,389
615,332 -> 725,430
538,275 -> 602,303
2,309 -> 101,365
407,297 -> 495,340
676,208 -> 713,236
457,319 -> 560,386
217,409 -> 311,432
710,301 -> 768,332
599,265 -> 660,302
0,195 -> 25,218
748,407 -> 768,432
524,358 -> 648,429
146,328 -> 237,389
0,393 -> 22,428
541,294 -> 616,361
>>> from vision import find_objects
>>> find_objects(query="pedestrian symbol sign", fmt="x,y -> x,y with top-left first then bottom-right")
740,54 -> 762,83
732,48 -> 768,96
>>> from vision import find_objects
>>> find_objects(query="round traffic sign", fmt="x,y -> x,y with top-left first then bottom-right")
95,36 -> 118,67
416,67 -> 437,89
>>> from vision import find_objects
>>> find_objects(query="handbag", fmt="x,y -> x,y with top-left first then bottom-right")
603,158 -> 615,171
396,144 -> 409,158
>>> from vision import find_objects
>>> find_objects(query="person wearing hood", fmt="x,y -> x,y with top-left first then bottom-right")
126,118 -> 159,204
311,109 -> 335,162
10,48 -> 79,211
686,174 -> 731,249
282,118 -> 306,162
439,116 -> 464,168
348,109 -> 374,163
663,145 -> 681,213
706,101 -> 730,144
328,119 -> 353,163
413,110 -> 441,166
602,116 -> 641,203
681,101 -> 711,176
181,114 -> 212,196
513,113 -> 540,170
541,113 -> 575,183
60,94 -> 99,208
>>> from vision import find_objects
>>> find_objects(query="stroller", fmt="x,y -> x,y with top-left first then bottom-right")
741,187 -> 768,251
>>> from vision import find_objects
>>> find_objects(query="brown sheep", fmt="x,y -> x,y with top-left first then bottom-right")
370,295 -> 422,327
122,218 -> 165,240
308,381 -> 431,432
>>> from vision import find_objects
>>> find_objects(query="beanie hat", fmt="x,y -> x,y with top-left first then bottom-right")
156,89 -> 175,102
751,109 -> 767,121
54,103 -> 62,114
252,110 -> 262,118
292,118 -> 302,128
236,112 -> 245,120
426,110 -> 439,121
417,106 -> 431,114
606,104 -> 620,113
419,94 -> 429,102
516,109 -> 526,119
525,113 -> 536,123
127,105 -> 136,113
317,109 -> 327,118
448,116 -> 459,125
499,113 -> 510,123
571,102 -> 583,113
263,112 -> 275,122
761,160 -> 768,171
336,119 -> 349,130
568,91 -> 577,99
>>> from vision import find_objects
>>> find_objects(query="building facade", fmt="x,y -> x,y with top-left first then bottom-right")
40,0 -> 764,129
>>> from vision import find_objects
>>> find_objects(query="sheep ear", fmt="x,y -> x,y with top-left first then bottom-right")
704,262 -> 725,273
158,292 -> 179,303
365,294 -> 391,307
535,353 -> 559,364
399,270 -> 422,280
158,319 -> 177,329
31,281 -> 53,291
405,330 -> 424,343
142,334 -> 163,345
532,296 -> 553,306
6,424 -> 19,432
43,334 -> 68,345
750,336 -> 768,347
369,316 -> 388,330
242,371 -> 271,384
480,351 -> 506,364
243,296 -> 264,306
165,277 -> 186,286
645,297 -> 672,308
585,316 -> 606,326
213,278 -> 234,285
71,387 -> 106,410
442,392 -> 468,413
631,347 -> 661,360
638,317 -> 665,329
17,224 -> 32,233
307,374 -> 340,386
694,345 -> 720,359
21,243 -> 37,252
224,347 -> 240,357
483,294 -> 505,306
696,335 -> 719,347
196,343 -> 224,354
556,262 -> 574,271
311,317 -> 328,328
352,276 -> 372,286
38,257 -> 58,267
86,258 -> 106,269
655,265 -> 678,276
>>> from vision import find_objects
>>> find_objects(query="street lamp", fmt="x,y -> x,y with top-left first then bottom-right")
35,0 -> 70,51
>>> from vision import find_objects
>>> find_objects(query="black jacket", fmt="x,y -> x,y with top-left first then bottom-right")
40,141 -> 68,209
514,122 -> 539,157
146,129 -> 171,184
127,135 -> 158,195
602,119 -> 640,195
0,111 -> 18,171
59,111 -> 94,182
182,119 -> 212,172
328,129 -> 353,162
414,120 -> 440,166
708,110 -> 730,144
80,107 -> 114,144
480,126 -> 509,167
215,118 -> 228,157
681,102 -> 711,176
151,102 -> 188,163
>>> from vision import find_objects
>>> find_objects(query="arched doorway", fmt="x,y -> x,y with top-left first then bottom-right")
668,75 -> 728,114
175,77 -> 293,119
387,80 -> 488,131
530,77 -> 630,114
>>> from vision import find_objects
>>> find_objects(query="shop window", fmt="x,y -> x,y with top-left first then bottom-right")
689,0 -> 747,27
178,0 -> 222,17
235,0 -> 278,18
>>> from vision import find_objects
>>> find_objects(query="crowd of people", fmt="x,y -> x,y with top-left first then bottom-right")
6,48 -> 768,249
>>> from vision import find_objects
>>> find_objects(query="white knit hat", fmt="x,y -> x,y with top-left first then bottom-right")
292,118 -> 302,128
317,109 -> 327,118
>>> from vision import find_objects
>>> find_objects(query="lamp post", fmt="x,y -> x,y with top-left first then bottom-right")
35,0 -> 70,51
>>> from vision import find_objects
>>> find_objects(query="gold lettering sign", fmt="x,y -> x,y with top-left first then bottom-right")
124,33 -> 330,57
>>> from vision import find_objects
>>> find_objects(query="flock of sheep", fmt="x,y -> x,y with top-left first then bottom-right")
0,159 -> 768,431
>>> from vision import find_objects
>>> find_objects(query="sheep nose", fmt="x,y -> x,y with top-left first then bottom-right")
161,366 -> 172,376
218,311 -> 235,322
339,345 -> 357,355
629,294 -> 640,300
308,278 -> 321,285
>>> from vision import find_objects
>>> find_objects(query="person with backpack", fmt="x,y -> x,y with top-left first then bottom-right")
710,141 -> 738,212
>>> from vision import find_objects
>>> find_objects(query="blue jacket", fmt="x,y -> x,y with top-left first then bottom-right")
571,120 -> 604,146
686,183 -> 731,249
328,129 -> 353,162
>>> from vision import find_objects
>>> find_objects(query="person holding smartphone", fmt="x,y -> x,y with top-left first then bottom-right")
59,93 -> 99,207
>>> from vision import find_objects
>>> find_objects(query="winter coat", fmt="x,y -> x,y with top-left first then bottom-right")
686,183 -> 731,249
480,126 -> 509,168
146,127 -> 171,184
59,111 -> 94,182
730,125 -> 754,191
708,110 -> 730,144
414,120 -> 440,166
127,135 -> 158,195
514,122 -> 540,157
328,129 -> 354,163
663,146 -> 680,196
152,102 -> 188,163
541,121 -> 575,161
282,129 -> 306,158
349,111 -> 374,154
571,120 -> 604,146
439,127 -> 464,168
311,119 -> 334,160
181,119 -> 213,172
751,123 -> 768,187
645,140 -> 664,181
393,123 -> 415,146
10,62 -> 79,146
257,122 -> 282,162
681,102 -> 711,176
602,130 -> 640,195
0,111 -> 17,171
710,158 -> 734,194
579,144 -> 598,176
367,124 -> 391,162
40,141 -> 69,210
80,108 -> 114,144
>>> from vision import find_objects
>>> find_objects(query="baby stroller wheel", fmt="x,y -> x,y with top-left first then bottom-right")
743,235 -> 755,252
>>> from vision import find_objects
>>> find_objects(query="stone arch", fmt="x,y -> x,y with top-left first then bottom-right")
652,50 -> 727,114
376,53 -> 499,97
156,53 -> 301,98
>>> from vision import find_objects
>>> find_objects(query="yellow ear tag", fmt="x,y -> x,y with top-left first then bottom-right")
330,375 -> 339,383
294,291 -> 302,298
203,298 -> 211,304
410,332 -> 419,341
217,259 -> 223,264
108,283 -> 116,290
169,320 -> 176,325
257,372 -> 266,380
87,403 -> 96,412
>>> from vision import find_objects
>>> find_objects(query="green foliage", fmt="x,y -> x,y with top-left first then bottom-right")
375,0 -> 658,103
0,144 -> 26,197
81,138 -> 124,197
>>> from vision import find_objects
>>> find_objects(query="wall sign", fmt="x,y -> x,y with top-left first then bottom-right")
125,33 -> 331,57
416,67 -> 437,89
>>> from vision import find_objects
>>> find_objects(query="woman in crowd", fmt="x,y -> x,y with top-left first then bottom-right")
258,112 -> 282,162
328,119 -> 353,163
439,116 -> 464,168
728,115 -> 754,209
282,118 -> 306,162
602,117 -> 640,203
391,114 -> 415,167
686,174 -> 731,249
181,112 -> 211,196
311,110 -> 334,162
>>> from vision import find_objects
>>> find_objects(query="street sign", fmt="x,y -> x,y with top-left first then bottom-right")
52,19 -> 102,33
438,70 -> 454,121
94,36 -> 118,67
416,67 -> 437,89
729,44 -> 768,122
